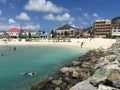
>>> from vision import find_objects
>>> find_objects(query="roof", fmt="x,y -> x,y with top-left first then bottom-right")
56,24 -> 77,30
7,28 -> 20,32
23,30 -> 31,33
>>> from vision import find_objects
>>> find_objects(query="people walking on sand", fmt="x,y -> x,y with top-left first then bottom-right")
81,42 -> 84,48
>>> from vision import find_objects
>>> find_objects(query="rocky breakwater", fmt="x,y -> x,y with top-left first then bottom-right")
31,47 -> 109,90
31,39 -> 119,90
70,39 -> 120,90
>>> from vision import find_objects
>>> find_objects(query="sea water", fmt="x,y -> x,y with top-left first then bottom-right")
0,45 -> 90,90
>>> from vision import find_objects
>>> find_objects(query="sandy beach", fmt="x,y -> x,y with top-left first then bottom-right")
0,38 -> 116,49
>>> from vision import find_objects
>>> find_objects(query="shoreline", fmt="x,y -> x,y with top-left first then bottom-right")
0,38 -> 117,90
0,38 -> 116,49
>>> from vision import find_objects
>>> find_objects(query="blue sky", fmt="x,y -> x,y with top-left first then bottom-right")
0,0 -> 120,32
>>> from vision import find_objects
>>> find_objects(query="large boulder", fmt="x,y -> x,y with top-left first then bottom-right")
69,79 -> 97,90
90,63 -> 120,88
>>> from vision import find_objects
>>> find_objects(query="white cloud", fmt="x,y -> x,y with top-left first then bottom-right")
0,0 -> 6,4
43,14 -> 55,21
16,12 -> 31,21
93,13 -> 98,18
84,13 -> 90,19
0,10 -> 2,15
24,0 -> 65,13
56,13 -> 75,21
44,13 -> 75,22
8,18 -> 16,24
0,23 -> 21,31
22,24 -> 40,30
80,21 -> 88,25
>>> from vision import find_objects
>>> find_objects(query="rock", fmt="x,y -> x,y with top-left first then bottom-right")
72,71 -> 79,78
69,79 -> 97,90
105,55 -> 116,62
90,63 -> 120,88
55,87 -> 60,90
52,79 -> 62,86
60,67 -> 80,73
31,78 -> 52,90
72,60 -> 81,66
98,84 -> 120,90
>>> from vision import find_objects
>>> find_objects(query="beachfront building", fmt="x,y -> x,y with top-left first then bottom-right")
19,30 -> 39,38
40,32 -> 52,38
53,24 -> 80,38
111,16 -> 120,36
94,19 -> 111,38
19,30 -> 30,38
7,28 -> 21,38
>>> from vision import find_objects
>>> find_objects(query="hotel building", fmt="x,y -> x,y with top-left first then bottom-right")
94,19 -> 111,38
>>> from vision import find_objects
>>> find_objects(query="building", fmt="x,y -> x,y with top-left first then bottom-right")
7,28 -> 21,38
112,27 -> 120,36
0,31 -> 5,39
94,19 -> 111,38
19,30 -> 39,38
53,24 -> 80,38
111,16 -> 120,36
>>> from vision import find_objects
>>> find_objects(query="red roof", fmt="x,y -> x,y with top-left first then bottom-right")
7,28 -> 20,32
23,30 -> 30,33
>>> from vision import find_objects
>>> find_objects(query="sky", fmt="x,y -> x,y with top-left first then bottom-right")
0,0 -> 120,32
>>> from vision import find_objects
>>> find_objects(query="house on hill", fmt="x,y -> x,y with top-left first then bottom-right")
53,24 -> 81,38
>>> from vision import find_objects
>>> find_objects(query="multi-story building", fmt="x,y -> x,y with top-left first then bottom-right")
53,24 -> 81,38
94,19 -> 111,38
111,16 -> 120,36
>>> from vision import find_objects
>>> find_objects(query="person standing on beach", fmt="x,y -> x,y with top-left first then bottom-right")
81,42 -> 83,47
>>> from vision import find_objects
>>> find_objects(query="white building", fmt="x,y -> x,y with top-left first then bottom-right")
112,27 -> 120,36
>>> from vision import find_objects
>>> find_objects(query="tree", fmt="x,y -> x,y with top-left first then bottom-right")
28,32 -> 31,38
51,30 -> 57,38
64,31 -> 68,37
88,28 -> 95,38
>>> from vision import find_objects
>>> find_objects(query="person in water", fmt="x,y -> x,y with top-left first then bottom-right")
0,53 -> 3,56
13,47 -> 16,51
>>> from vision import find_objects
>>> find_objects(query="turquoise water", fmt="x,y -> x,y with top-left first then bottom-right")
0,45 -> 89,90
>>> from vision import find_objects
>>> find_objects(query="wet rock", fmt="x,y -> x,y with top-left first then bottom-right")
31,78 -> 52,90
52,79 -> 62,86
72,60 -> 81,66
72,71 -> 79,78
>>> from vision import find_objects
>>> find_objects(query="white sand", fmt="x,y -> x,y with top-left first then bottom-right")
0,38 -> 116,49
